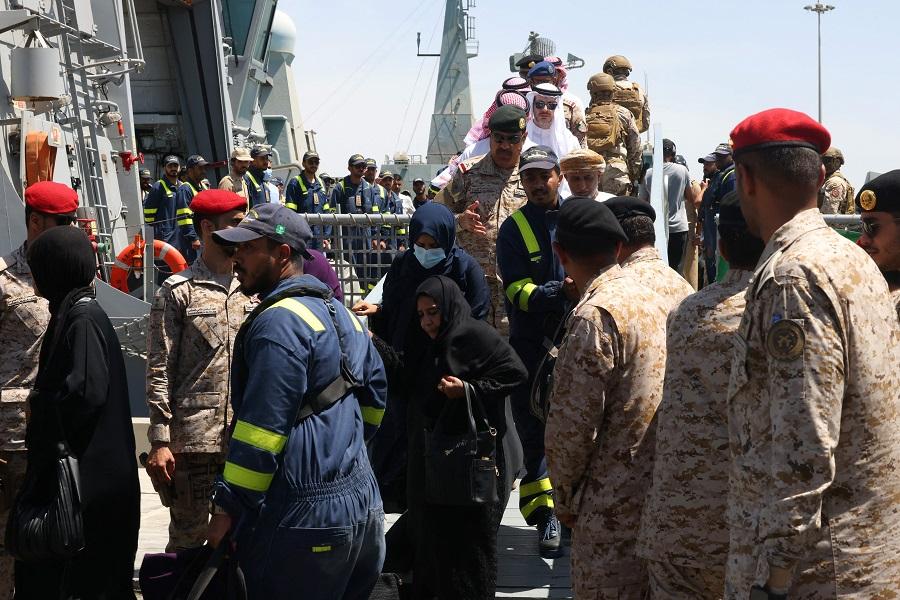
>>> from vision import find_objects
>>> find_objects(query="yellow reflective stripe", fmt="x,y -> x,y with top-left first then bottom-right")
296,175 -> 308,194
521,494 -> 555,520
371,205 -> 380,212
232,420 -> 287,454
343,306 -> 363,332
176,208 -> 193,215
246,172 -> 261,191
145,217 -> 156,223
159,180 -> 174,196
284,202 -> 298,210
518,282 -> 537,311
187,182 -> 199,196
268,298 -> 325,331
505,277 -> 534,304
510,210 -> 541,259
519,477 -> 553,498
223,462 -> 273,492
311,545 -> 332,553
176,218 -> 193,226
361,406 -> 384,427
144,208 -> 158,214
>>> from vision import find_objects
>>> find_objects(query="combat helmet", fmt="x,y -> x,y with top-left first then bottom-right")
587,72 -> 617,94
822,146 -> 845,164
603,55 -> 633,74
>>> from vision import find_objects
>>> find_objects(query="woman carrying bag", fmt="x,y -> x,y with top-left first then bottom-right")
10,226 -> 140,599
402,275 -> 526,599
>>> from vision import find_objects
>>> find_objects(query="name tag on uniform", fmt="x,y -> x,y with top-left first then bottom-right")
355,193 -> 362,208
313,196 -> 320,206
7,294 -> 37,307
186,307 -> 217,317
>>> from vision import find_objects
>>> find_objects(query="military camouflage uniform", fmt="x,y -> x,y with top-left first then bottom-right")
620,246 -> 694,312
0,244 -> 48,597
892,287 -> 900,321
146,258 -> 254,550
586,101 -> 642,195
819,171 -> 855,215
725,209 -> 900,599
562,94 -> 588,148
613,79 -> 651,133
638,269 -> 754,600
436,153 -> 527,334
545,265 -> 668,599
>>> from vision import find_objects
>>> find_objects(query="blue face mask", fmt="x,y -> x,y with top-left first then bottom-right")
263,168 -> 273,181
413,244 -> 446,269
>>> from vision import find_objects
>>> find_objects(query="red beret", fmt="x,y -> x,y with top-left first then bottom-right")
730,108 -> 831,159
24,181 -> 79,215
189,189 -> 247,215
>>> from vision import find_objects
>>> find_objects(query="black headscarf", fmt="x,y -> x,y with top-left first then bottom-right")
27,227 -> 97,370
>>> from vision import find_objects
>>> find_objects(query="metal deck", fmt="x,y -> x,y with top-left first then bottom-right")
135,471 -> 573,599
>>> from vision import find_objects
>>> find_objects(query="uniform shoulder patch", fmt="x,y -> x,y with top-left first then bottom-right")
162,269 -> 194,288
766,319 -> 804,361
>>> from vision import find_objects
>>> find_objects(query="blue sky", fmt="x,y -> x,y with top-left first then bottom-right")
282,1 -> 899,187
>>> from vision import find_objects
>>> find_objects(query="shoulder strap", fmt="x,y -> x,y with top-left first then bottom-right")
510,210 -> 542,262
162,270 -> 193,288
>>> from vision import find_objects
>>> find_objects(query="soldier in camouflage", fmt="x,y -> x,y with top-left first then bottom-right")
726,109 -> 900,599
584,73 -> 642,196
603,55 -> 651,134
0,181 -> 78,598
604,196 -> 694,312
638,191 -> 765,599
819,147 -> 855,214
145,189 -> 254,551
855,170 -> 900,321
545,198 -> 668,600
436,105 -> 529,334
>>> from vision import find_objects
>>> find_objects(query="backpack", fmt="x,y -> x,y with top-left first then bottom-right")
612,82 -> 644,128
585,104 -> 621,154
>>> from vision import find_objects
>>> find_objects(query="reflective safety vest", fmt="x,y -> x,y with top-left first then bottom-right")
287,173 -> 331,213
176,182 -> 199,227
505,210 -> 543,311
143,179 -> 176,224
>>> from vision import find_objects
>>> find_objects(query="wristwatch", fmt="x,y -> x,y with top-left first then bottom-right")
750,585 -> 788,600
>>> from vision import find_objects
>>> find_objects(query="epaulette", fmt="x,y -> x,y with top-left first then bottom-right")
458,156 -> 483,174
162,269 -> 194,289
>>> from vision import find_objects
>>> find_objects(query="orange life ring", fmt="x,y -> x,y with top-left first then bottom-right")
110,239 -> 188,293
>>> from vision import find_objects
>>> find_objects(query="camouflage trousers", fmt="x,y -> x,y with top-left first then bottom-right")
167,453 -> 224,552
601,157 -> 632,195
571,533 -> 647,600
647,559 -> 724,599
484,262 -> 509,337
0,451 -> 28,600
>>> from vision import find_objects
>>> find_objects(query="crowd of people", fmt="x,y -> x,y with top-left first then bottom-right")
0,50 -> 898,600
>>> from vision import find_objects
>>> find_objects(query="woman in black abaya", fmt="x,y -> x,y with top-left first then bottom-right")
15,226 -> 140,599
404,275 -> 527,600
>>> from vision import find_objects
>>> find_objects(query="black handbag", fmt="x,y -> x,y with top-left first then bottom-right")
5,400 -> 84,562
423,382 -> 499,506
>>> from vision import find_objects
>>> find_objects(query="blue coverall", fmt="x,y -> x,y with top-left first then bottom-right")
330,176 -> 378,286
284,173 -> 333,249
700,164 -> 735,283
172,180 -> 202,264
142,177 -> 189,248
244,167 -> 269,208
212,275 -> 388,600
496,200 -> 567,525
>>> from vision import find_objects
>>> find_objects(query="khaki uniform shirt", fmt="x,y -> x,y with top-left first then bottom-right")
725,209 -> 900,598
436,153 -> 527,331
621,246 -> 694,312
638,269 -> 753,574
0,244 -> 48,451
146,258 -> 254,455
820,171 -> 855,215
218,172 -> 249,200
546,265 -> 667,592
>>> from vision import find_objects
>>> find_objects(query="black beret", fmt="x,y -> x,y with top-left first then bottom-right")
717,190 -> 747,227
556,197 -> 628,251
604,196 -> 656,222
515,53 -> 544,69
489,105 -> 527,134
856,169 -> 900,214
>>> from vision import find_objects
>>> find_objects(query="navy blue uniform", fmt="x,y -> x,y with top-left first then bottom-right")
172,180 -> 202,263
284,173 -> 333,249
142,177 -> 187,247
212,275 -> 388,599
496,200 -> 567,525
331,177 -> 379,285
244,167 -> 269,208
700,163 -> 735,283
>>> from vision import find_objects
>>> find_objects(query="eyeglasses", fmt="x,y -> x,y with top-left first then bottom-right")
861,217 -> 900,238
491,132 -> 523,145
306,159 -> 320,165
533,100 -> 558,110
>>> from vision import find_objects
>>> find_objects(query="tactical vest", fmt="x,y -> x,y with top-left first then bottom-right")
612,82 -> 644,128
585,104 -> 621,154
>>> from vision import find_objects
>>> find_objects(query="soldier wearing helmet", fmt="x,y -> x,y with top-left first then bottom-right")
585,72 -> 641,195
819,146 -> 855,214
603,55 -> 651,133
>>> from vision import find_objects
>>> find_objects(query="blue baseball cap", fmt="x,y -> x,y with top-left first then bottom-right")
212,203 -> 312,258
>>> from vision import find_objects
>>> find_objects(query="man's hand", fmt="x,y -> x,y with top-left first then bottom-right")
146,444 -> 176,486
207,513 -> 233,549
459,201 -> 485,235
352,301 -> 379,316
562,277 -> 579,302
192,239 -> 202,250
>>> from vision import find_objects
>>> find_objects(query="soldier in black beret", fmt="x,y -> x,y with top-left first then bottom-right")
554,196 -> 627,259
516,53 -> 545,78
604,195 -> 657,222
855,170 -> 900,314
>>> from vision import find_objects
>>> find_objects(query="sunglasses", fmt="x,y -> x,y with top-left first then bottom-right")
491,132 -> 523,145
533,100 -> 558,110
861,217 -> 900,238
306,159 -> 320,165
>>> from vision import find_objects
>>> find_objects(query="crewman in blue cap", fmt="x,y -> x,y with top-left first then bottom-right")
284,150 -> 332,250
330,154 -> 380,285
172,154 -> 208,263
208,203 -> 387,599
244,146 -> 272,208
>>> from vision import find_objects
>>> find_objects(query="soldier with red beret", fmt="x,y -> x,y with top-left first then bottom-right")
724,108 -> 900,599
0,180 -> 79,594
144,189 -> 256,551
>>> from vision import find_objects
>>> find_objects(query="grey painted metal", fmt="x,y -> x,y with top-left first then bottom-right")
425,0 -> 475,164
822,214 -> 861,225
